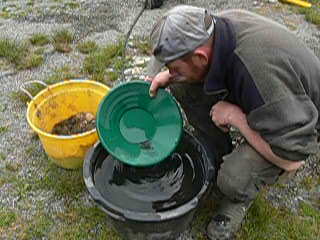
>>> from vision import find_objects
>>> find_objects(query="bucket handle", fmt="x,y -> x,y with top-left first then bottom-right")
20,80 -> 49,100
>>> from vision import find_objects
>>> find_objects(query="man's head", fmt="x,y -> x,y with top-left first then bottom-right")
148,5 -> 215,82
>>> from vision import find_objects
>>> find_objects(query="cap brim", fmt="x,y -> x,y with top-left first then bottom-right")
146,56 -> 165,77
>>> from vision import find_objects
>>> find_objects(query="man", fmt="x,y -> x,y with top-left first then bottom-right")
146,5 -> 320,240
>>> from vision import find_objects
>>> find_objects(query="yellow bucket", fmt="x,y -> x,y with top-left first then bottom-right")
22,80 -> 110,169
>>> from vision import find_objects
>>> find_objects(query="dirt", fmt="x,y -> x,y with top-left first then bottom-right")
51,112 -> 96,135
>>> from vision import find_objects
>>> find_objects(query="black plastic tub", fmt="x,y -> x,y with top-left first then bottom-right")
83,131 -> 215,240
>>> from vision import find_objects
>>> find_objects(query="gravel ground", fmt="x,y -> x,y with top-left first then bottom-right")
0,0 -> 319,239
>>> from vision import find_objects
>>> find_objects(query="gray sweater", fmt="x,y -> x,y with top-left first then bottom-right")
204,10 -> 320,161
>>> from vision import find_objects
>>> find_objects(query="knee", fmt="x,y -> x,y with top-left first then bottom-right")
216,146 -> 261,202
216,169 -> 249,202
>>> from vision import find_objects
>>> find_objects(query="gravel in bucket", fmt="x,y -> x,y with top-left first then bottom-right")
51,112 -> 96,135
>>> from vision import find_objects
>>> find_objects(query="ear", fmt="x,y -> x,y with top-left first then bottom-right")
192,48 -> 209,66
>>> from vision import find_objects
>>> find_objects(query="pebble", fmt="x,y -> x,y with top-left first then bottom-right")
124,68 -> 132,75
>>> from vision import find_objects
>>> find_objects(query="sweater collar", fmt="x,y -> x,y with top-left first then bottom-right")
204,17 -> 236,96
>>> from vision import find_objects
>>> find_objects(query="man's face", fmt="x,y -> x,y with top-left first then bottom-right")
166,55 -> 208,83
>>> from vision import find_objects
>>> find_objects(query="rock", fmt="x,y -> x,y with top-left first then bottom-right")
133,56 -> 148,66
124,68 -> 132,75
127,41 -> 134,48
132,67 -> 143,75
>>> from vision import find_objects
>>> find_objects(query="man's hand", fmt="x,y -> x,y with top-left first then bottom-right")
146,70 -> 171,97
211,102 -> 305,172
210,101 -> 246,132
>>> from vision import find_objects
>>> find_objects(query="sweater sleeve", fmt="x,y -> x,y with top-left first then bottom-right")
247,94 -> 319,161
232,52 -> 319,161
227,10 -> 320,161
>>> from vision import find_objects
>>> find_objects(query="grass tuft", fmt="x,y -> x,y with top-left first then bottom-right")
133,38 -> 152,55
5,162 -> 21,172
65,1 -> 80,9
304,8 -> 320,25
0,38 -> 44,70
83,40 -> 128,83
84,41 -> 125,73
34,47 -> 46,55
77,40 -> 98,54
52,29 -> 74,44
0,38 -> 27,65
301,175 -> 318,190
26,0 -> 34,6
0,125 -> 9,134
83,51 -> 111,75
106,71 -> 119,82
92,72 -> 106,82
52,29 -> 74,53
18,54 -> 44,70
0,209 -> 16,228
0,152 -> 6,161
29,33 -> 50,46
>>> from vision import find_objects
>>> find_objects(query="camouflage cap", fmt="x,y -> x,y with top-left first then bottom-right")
147,5 -> 215,76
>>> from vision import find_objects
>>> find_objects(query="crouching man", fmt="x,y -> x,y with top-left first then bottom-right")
146,5 -> 320,240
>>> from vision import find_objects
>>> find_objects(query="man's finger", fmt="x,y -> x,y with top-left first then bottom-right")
149,81 -> 159,98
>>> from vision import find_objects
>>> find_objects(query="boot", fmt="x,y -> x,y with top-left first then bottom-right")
206,196 -> 252,240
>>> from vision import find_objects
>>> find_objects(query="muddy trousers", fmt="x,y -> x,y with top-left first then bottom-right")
169,83 -> 283,204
